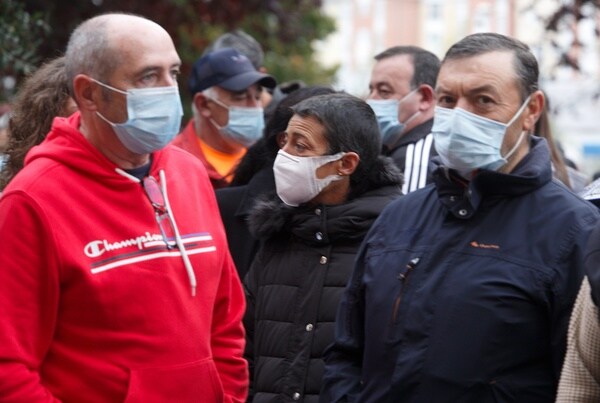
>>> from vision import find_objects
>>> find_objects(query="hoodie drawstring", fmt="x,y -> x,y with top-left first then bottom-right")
115,167 -> 197,297
159,170 -> 197,297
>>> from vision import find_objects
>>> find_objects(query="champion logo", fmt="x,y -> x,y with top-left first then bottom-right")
84,232 -> 165,258
87,232 -> 216,274
470,241 -> 500,250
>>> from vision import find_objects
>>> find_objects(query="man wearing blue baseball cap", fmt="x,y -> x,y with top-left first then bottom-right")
172,47 -> 276,188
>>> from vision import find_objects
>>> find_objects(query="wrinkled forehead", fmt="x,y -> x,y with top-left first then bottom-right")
438,51 -> 521,95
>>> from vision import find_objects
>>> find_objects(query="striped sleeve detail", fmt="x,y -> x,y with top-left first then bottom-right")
402,133 -> 434,194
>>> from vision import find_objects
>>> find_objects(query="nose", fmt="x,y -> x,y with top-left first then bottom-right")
455,98 -> 471,112
161,71 -> 178,88
368,89 -> 380,100
166,77 -> 178,88
247,96 -> 260,108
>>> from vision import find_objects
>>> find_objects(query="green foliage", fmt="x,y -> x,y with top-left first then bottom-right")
11,0 -> 338,112
0,0 -> 50,101
172,0 -> 339,114
247,4 -> 338,85
175,0 -> 338,87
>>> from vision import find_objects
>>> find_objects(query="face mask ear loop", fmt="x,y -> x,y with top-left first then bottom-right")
506,95 -> 532,128
398,88 -> 420,105
159,170 -> 197,297
503,130 -> 528,161
402,110 -> 421,127
92,79 -> 128,95
396,88 -> 421,128
501,95 -> 532,161
207,96 -> 230,111
206,97 -> 230,131
313,152 -> 346,180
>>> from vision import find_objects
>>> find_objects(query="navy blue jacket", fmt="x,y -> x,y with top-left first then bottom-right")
321,137 -> 600,402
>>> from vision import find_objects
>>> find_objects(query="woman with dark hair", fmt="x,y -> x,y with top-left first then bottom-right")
216,85 -> 336,279
244,93 -> 403,402
0,56 -> 77,190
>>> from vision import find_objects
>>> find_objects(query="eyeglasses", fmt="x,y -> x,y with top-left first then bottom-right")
142,176 -> 177,249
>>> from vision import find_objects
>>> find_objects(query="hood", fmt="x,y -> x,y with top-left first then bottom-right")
23,113 -> 169,190
248,185 -> 401,244
248,155 -> 403,242
22,113 -> 199,295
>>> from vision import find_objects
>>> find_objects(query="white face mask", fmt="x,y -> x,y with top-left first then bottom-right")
273,149 -> 345,207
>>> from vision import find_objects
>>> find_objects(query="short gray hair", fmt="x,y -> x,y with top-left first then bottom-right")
442,32 -> 539,102
205,30 -> 264,69
64,14 -> 119,96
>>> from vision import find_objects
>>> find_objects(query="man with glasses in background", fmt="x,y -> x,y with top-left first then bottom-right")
172,47 -> 276,188
0,13 -> 247,402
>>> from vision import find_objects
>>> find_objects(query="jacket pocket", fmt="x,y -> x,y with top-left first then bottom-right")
386,256 -> 421,342
124,358 -> 224,403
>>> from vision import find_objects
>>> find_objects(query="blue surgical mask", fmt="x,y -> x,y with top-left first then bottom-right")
367,89 -> 419,146
432,96 -> 531,175
94,80 -> 183,154
209,98 -> 265,148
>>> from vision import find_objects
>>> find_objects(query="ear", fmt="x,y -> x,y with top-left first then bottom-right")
193,92 -> 212,118
416,84 -> 435,111
72,74 -> 99,111
522,90 -> 544,133
338,152 -> 360,176
275,132 -> 287,148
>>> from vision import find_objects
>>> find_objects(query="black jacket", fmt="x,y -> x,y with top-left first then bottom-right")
384,119 -> 437,193
216,168 -> 275,280
244,157 -> 402,403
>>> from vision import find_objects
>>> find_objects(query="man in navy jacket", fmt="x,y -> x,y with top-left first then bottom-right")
320,33 -> 600,403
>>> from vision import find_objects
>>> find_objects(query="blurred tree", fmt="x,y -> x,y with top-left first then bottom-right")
0,0 -> 50,101
525,0 -> 598,79
13,0 -> 337,114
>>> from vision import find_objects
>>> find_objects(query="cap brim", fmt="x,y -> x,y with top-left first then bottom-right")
218,71 -> 277,92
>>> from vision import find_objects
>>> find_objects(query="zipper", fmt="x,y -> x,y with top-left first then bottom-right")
391,257 -> 420,323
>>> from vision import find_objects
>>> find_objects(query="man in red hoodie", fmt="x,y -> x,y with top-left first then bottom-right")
0,13 -> 248,402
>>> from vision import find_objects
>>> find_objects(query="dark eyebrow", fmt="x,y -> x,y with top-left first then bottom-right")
435,84 -> 500,97
286,130 -> 310,143
468,84 -> 500,96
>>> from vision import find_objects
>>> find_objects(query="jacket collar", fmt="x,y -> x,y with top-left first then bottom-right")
248,156 -> 403,240
431,136 -> 553,219
383,119 -> 434,153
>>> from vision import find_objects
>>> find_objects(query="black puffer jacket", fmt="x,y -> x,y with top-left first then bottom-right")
244,157 -> 402,403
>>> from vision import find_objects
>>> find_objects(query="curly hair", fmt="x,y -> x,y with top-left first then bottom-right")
0,56 -> 74,191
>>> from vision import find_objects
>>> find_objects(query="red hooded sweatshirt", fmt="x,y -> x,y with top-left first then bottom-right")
0,113 -> 248,402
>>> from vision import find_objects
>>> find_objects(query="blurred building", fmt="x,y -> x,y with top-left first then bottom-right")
316,0 -> 600,178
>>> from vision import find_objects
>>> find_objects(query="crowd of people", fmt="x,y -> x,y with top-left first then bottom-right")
1,11 -> 600,403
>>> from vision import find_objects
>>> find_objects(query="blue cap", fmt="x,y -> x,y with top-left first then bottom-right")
188,48 -> 276,95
